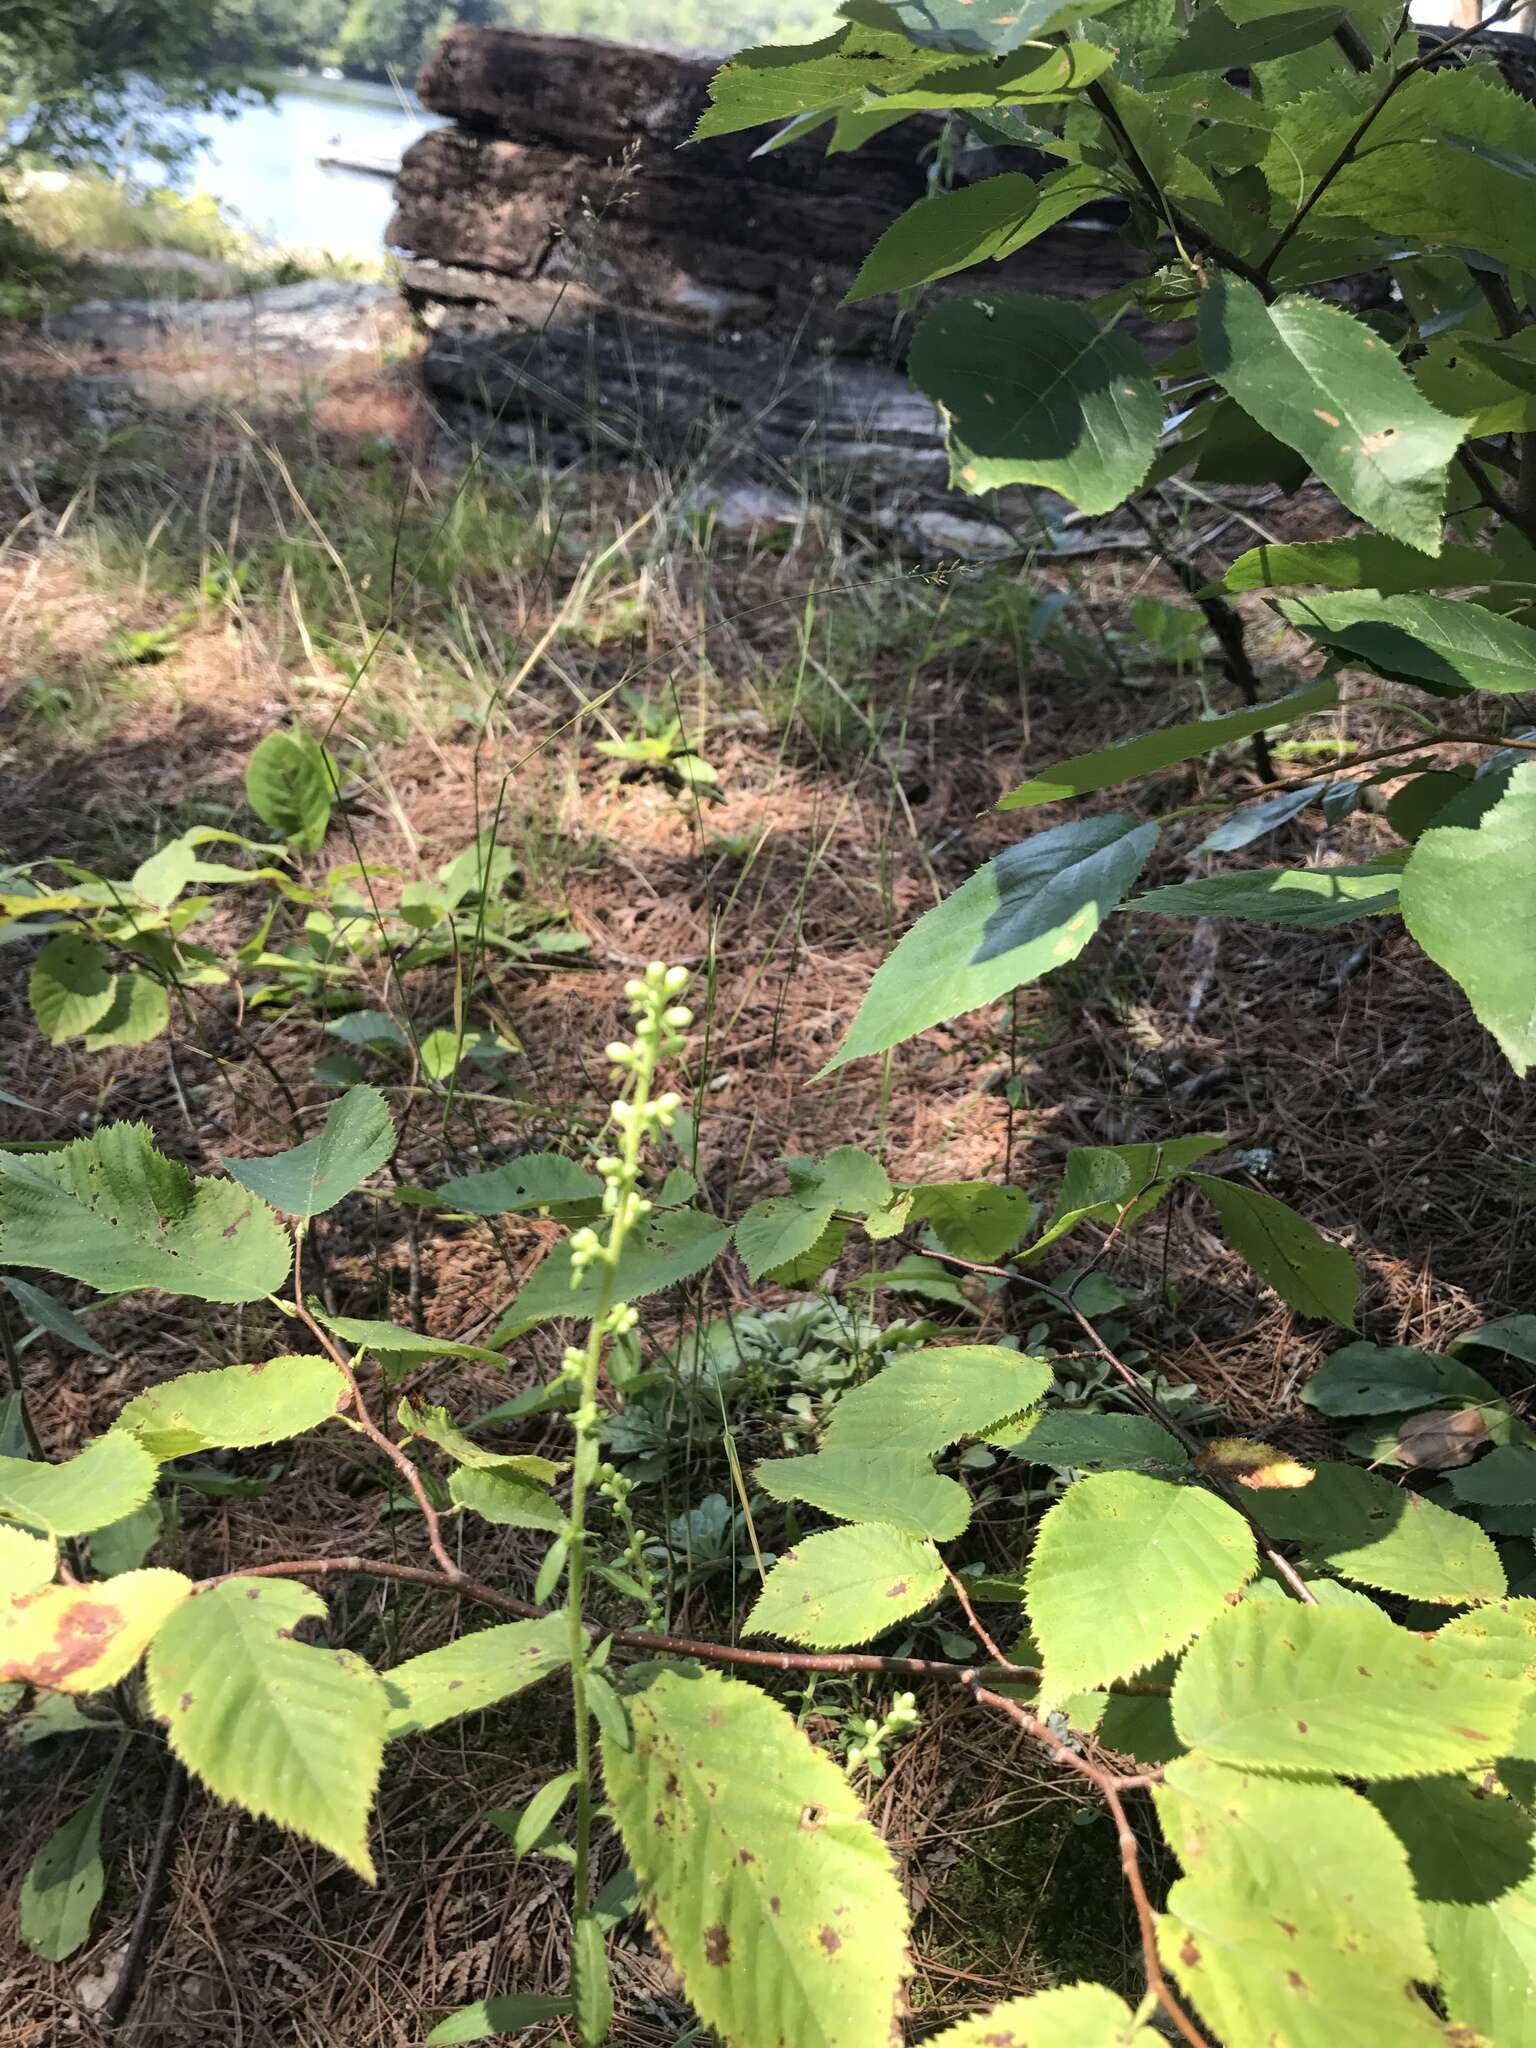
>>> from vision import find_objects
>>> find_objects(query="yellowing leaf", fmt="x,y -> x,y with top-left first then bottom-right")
1196,1438 -> 1315,1489
1,1569 -> 190,1693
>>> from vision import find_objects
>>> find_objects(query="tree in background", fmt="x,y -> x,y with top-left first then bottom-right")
0,0 -> 268,178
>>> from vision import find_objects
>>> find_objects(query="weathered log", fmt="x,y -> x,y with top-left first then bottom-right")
389,28 -> 1120,353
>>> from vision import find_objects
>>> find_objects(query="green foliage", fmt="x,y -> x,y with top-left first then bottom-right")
244,728 -> 336,854
911,295 -> 1163,515
747,1523 -> 946,1647
1155,1754 -> 1446,2047
821,1344 -> 1050,1455
0,1432 -> 156,1538
381,1616 -> 570,1737
1026,1473 -> 1257,1695
1199,277 -> 1463,551
0,1123 -> 291,1303
1190,1173 -> 1358,1327
1402,760 -> 1536,1074
19,1757 -> 119,1961
756,1448 -> 972,1540
602,1664 -> 910,2048
115,1356 -> 347,1460
924,1985 -> 1157,2045
1171,1600 -> 1528,1777
826,813 -> 1157,1070
1250,1461 -> 1506,1604
221,1085 -> 394,1220
146,1577 -> 386,1880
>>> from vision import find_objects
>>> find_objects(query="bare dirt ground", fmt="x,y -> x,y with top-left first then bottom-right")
1,297 -> 1531,2045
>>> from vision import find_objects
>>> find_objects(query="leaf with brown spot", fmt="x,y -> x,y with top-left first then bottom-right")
1,1568 -> 190,1693
603,1665 -> 909,2048
1157,1755 -> 1443,2047
746,1524 -> 945,1650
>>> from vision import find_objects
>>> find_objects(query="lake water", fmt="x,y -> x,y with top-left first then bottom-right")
170,73 -> 440,259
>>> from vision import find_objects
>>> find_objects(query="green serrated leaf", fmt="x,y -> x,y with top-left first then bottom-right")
824,814 -> 1158,1071
397,1399 -> 559,1484
1157,1753 -> 1444,2048
116,1355 -> 347,1460
1027,1473 -> 1256,1695
1199,274 -> 1462,551
381,1615 -> 569,1738
922,1983 -> 1157,2045
1309,68 -> 1536,277
0,1123 -> 291,1303
1277,592 -> 1536,698
312,1310 -> 505,1367
756,1449 -> 972,1541
911,293 -> 1163,515
220,1086 -> 394,1220
997,682 -> 1338,810
146,1577 -> 386,1880
245,729 -> 334,853
450,1465 -> 568,1533
1302,1340 -> 1499,1416
1171,1598 -> 1527,1777
1252,1461 -> 1505,1603
1402,760 -> 1536,1075
0,1522 -> 57,1598
785,1145 -> 893,1214
885,1180 -> 1029,1260
736,1196 -> 836,1283
746,1523 -> 945,1648
823,1345 -> 1052,1456
27,934 -> 116,1045
1022,1135 -> 1224,1266
1,1568 -> 190,1692
1206,535 -> 1506,597
1453,1447 -> 1536,1507
602,1664 -> 909,2048
492,1210 -> 732,1342
1371,1776 -> 1536,2044
1192,1174 -> 1358,1327
0,1431 -> 156,1537
81,972 -> 171,1051
1133,864 -> 1399,927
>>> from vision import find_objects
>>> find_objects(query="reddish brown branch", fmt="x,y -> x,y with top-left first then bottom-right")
967,1682 -> 1208,2048
193,1554 -> 1174,1696
291,1236 -> 460,1579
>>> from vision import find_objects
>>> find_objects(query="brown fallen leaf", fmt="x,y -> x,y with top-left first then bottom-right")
1393,1406 -> 1490,1472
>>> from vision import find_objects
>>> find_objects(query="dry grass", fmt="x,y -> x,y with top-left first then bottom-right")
1,303 -> 1532,2045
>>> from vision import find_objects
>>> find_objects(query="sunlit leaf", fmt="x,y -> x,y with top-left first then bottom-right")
603,1664 -> 909,2048
221,1085 -> 394,1219
1026,1473 -> 1257,1696
1171,1599 -> 1527,1777
747,1523 -> 945,1648
381,1615 -> 570,1738
146,1577 -> 386,1880
826,814 -> 1157,1070
2,1569 -> 190,1693
116,1355 -> 347,1460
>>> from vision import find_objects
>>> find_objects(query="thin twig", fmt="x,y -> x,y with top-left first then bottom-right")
290,1235 -> 459,1579
943,1561 -> 1016,1669
966,1681 -> 1208,2048
100,1753 -> 187,2031
192,1553 -> 1175,1696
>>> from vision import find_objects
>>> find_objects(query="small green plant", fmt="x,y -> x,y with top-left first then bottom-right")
595,692 -> 720,796
6,1034 -> 1533,2044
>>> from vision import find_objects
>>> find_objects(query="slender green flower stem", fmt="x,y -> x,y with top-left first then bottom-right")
563,967 -> 686,1934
